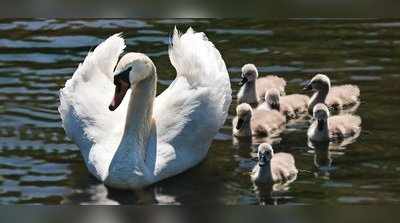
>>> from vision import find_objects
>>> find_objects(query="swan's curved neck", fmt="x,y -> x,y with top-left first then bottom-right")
309,87 -> 329,112
257,162 -> 272,180
238,119 -> 252,136
316,119 -> 329,139
122,68 -> 157,161
243,81 -> 258,104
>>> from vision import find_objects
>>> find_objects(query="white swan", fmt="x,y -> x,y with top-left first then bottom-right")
58,28 -> 232,189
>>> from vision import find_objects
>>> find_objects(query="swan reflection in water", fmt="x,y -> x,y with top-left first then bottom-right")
308,126 -> 361,179
77,192 -> 188,223
76,182 -> 181,205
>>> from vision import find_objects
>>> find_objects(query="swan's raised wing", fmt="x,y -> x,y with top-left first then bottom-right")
58,34 -> 128,151
154,27 -> 231,145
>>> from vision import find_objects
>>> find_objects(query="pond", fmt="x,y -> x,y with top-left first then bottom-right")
0,18 -> 399,204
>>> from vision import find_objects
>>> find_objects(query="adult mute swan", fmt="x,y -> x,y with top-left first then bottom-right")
58,28 -> 232,189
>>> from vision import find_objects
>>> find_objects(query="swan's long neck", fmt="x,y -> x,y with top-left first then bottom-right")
237,118 -> 252,137
316,119 -> 329,140
309,87 -> 329,113
255,162 -> 272,182
122,69 -> 157,161
242,81 -> 258,104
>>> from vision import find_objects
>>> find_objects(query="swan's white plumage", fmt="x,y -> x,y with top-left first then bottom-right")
59,28 -> 231,189
59,33 -> 127,154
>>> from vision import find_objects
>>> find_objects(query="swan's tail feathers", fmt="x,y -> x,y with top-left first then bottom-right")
169,27 -> 229,88
59,33 -> 127,146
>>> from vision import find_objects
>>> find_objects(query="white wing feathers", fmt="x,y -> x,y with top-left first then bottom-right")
155,27 -> 231,143
59,34 -> 127,149
59,28 -> 231,154
168,27 -> 228,88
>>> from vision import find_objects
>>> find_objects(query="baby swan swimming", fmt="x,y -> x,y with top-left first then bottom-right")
232,103 -> 286,137
258,88 -> 310,118
251,143 -> 298,184
237,64 -> 286,105
304,74 -> 360,113
308,103 -> 361,142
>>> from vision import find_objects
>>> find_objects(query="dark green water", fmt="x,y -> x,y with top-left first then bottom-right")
0,18 -> 399,204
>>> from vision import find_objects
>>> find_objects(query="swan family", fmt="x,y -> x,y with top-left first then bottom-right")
58,27 -> 362,192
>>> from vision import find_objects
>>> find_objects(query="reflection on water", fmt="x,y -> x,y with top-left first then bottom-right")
0,18 -> 400,204
308,129 -> 362,180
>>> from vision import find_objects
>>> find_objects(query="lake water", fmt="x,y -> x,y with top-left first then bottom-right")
0,18 -> 399,205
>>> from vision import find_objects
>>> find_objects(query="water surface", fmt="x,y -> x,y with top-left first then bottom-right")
0,18 -> 399,204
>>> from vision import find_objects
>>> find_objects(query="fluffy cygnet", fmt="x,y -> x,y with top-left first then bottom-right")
237,64 -> 286,105
251,143 -> 298,184
258,88 -> 310,118
307,103 -> 362,142
232,103 -> 286,137
304,74 -> 360,113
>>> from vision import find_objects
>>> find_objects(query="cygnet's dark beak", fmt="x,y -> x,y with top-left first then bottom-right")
303,80 -> 312,91
239,76 -> 248,86
259,154 -> 267,167
236,118 -> 244,130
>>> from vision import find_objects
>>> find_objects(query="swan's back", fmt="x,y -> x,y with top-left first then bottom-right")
328,114 -> 361,138
256,75 -> 286,101
271,153 -> 298,182
280,94 -> 310,113
251,110 -> 286,136
326,85 -> 360,108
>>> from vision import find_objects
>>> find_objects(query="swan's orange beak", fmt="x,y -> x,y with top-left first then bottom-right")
109,68 -> 131,111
